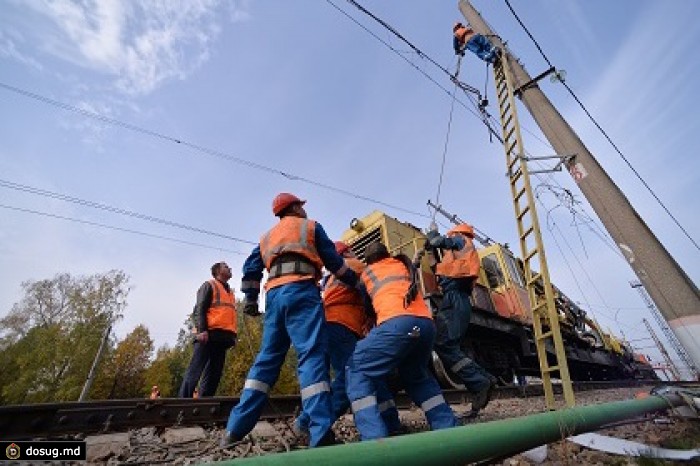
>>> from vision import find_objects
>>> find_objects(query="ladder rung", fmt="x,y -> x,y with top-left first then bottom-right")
508,154 -> 520,171
503,114 -> 513,130
532,302 -> 547,313
537,330 -> 553,340
511,168 -> 522,183
520,224 -> 534,238
500,103 -> 510,119
523,247 -> 537,261
498,85 -> 508,100
527,273 -> 542,286
507,140 -> 518,155
517,205 -> 531,220
542,365 -> 560,373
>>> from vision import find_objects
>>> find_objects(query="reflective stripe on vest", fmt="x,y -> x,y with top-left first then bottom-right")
361,258 -> 431,325
259,217 -> 323,290
435,235 -> 481,278
206,279 -> 237,333
324,257 -> 367,335
268,260 -> 317,280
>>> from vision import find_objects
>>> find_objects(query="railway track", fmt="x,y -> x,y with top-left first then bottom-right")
1,379 -> 691,440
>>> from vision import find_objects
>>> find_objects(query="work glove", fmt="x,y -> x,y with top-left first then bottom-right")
426,230 -> 443,248
243,300 -> 261,317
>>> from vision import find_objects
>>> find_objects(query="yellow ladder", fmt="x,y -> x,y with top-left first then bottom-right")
493,56 -> 575,409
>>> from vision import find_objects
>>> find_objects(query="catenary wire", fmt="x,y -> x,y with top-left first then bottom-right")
504,0 -> 699,252
0,178 -> 257,245
329,0 -> 653,320
0,203 -> 244,254
0,82 -> 428,220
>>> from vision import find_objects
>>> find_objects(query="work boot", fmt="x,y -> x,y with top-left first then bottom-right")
316,429 -> 341,447
292,417 -> 310,438
389,423 -> 410,437
220,431 -> 240,449
471,380 -> 495,412
458,410 -> 479,424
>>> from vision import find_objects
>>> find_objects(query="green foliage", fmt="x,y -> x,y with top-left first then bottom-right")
0,271 -> 130,404
94,325 -> 154,399
218,306 -> 300,396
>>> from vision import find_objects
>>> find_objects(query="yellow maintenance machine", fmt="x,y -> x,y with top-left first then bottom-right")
341,211 -> 657,390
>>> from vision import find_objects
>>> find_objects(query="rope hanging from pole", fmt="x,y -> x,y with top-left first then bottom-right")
432,58 -> 462,224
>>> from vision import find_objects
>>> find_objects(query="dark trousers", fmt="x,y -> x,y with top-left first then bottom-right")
434,289 -> 491,392
179,340 -> 230,397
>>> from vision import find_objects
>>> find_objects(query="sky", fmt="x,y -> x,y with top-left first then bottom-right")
1,0 -> 698,377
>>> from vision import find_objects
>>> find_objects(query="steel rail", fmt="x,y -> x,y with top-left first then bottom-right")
0,379 -> 691,440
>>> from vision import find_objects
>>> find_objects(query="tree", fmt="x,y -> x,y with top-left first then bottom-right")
0,271 -> 130,404
94,325 -> 154,399
218,307 -> 300,396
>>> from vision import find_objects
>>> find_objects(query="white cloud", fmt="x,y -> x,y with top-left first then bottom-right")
20,0 -> 245,95
0,30 -> 44,71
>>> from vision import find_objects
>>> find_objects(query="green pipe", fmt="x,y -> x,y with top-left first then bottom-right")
202,394 -> 683,466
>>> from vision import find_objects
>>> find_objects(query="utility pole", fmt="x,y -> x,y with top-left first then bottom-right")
458,0 -> 700,368
79,325 -> 111,402
642,318 -> 681,381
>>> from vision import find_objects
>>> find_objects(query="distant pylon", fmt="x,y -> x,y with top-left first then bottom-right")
632,281 -> 698,380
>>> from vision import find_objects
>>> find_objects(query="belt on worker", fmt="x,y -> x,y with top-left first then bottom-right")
268,257 -> 318,280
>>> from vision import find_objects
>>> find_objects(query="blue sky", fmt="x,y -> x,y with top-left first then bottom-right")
1,1 -> 698,376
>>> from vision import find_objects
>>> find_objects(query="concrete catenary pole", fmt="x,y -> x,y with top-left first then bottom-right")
458,0 -> 700,367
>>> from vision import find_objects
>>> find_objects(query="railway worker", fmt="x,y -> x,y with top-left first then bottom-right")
426,223 -> 496,419
222,193 -> 359,448
294,241 -> 402,438
346,241 -> 457,440
453,21 -> 498,64
150,385 -> 161,399
178,261 -> 237,398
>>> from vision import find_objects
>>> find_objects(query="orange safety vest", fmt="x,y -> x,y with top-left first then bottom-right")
435,234 -> 481,279
454,25 -> 476,46
324,257 -> 367,336
361,258 -> 432,325
206,279 -> 237,333
260,217 -> 324,290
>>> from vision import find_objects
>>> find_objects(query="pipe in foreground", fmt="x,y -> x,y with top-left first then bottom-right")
202,393 -> 685,466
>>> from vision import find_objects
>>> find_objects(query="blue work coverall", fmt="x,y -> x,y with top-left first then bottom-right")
432,235 -> 492,392
295,316 -> 401,435
225,222 -> 357,447
454,34 -> 498,63
346,258 -> 457,440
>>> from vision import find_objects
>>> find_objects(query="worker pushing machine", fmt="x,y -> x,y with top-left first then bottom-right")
426,223 -> 496,419
453,21 -> 498,64
222,193 -> 358,448
346,242 -> 457,440
295,241 -> 401,437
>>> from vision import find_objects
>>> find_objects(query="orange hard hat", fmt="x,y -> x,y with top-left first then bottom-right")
334,241 -> 350,255
272,192 -> 306,216
448,223 -> 475,237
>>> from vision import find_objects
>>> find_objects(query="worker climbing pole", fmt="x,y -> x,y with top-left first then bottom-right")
452,7 -> 575,409
459,0 -> 700,374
